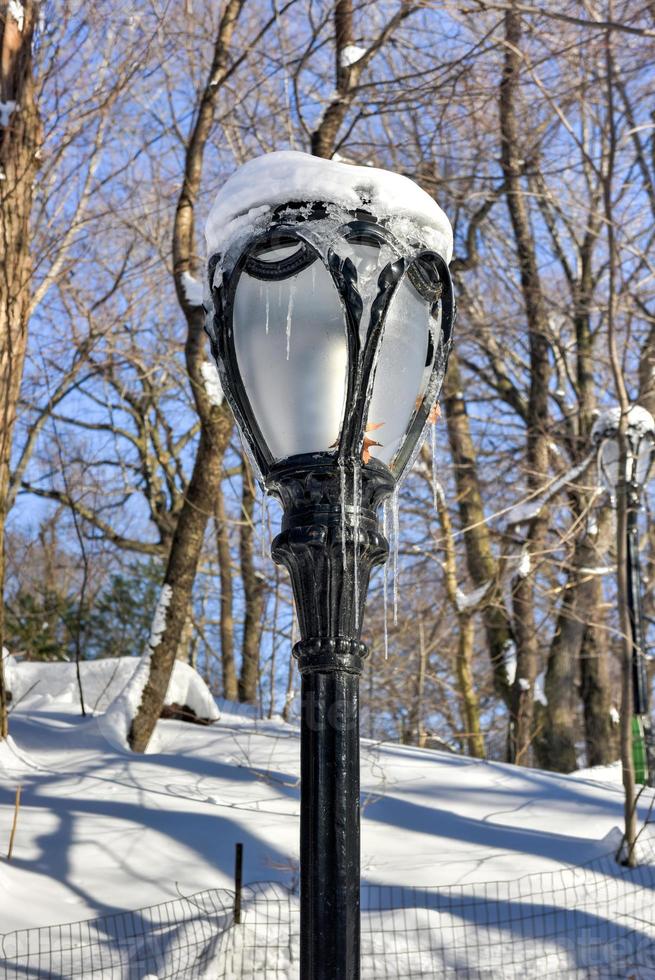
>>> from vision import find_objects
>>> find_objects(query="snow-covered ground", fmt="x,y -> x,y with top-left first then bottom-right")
1,659 -> 653,978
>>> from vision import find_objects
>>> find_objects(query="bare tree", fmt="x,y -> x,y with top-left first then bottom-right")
0,1 -> 41,736
498,6 -> 551,763
129,0 -> 246,752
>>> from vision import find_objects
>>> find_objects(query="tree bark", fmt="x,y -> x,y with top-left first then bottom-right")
405,620 -> 428,746
535,502 -> 617,770
500,6 -> 551,764
580,608 -> 616,767
0,1 -> 41,738
534,538 -> 594,772
443,353 -> 513,706
129,426 -> 229,750
435,474 -> 486,759
238,458 -> 264,704
456,614 -> 485,759
215,484 -> 237,700
175,606 -> 194,663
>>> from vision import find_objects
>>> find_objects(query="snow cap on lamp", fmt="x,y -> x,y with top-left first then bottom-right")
205,150 -> 453,264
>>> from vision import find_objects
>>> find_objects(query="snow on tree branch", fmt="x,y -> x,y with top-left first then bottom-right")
504,451 -> 596,527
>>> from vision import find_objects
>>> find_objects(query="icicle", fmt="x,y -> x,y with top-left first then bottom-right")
285,281 -> 295,360
431,421 -> 439,513
311,262 -> 316,292
382,499 -> 389,659
340,460 -> 348,571
265,290 -> 270,335
353,463 -> 360,631
392,485 -> 400,625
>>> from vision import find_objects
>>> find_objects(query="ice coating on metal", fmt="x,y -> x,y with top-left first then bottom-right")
205,151 -> 453,263
353,463 -> 361,630
340,460 -> 348,571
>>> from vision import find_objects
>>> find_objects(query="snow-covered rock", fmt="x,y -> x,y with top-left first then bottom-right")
205,150 -> 453,263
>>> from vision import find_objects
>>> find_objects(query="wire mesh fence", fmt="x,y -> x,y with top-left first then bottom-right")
3,830 -> 655,979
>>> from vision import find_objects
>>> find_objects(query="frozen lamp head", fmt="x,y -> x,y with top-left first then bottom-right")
590,405 -> 655,494
204,151 -> 454,498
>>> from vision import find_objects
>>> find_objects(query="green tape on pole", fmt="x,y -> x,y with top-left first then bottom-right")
632,715 -> 648,785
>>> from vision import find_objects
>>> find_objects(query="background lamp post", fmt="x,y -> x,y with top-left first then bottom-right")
205,152 -> 454,979
591,405 -> 655,785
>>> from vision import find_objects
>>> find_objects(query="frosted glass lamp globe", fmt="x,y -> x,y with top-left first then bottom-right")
591,406 -> 655,493
204,153 -> 454,487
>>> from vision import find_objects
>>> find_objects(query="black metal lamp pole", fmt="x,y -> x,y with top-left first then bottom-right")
593,407 -> 655,785
205,157 -> 454,979
269,457 -> 392,977
625,477 -> 653,783
626,481 -> 649,715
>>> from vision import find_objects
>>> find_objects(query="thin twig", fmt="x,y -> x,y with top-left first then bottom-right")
7,785 -> 21,861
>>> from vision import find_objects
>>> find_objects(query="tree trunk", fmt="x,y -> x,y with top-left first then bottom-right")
239,458 -> 264,704
310,0 -> 411,160
434,473 -> 485,759
500,7 -> 551,764
0,2 -> 41,738
510,564 -> 542,766
533,541 -> 583,772
456,614 -> 485,759
175,605 -> 194,663
215,484 -> 237,700
443,353 -> 513,705
129,426 -> 229,751
580,608 -> 616,767
536,507 -> 617,770
127,0 -> 244,751
405,620 -> 427,746
281,613 -> 298,723
572,561 -> 616,769
616,474 -> 638,864
281,650 -> 295,723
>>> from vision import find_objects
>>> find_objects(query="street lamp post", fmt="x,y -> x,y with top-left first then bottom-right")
204,152 -> 454,979
591,405 -> 655,784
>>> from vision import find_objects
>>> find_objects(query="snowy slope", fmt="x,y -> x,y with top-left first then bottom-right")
0,658 -> 646,945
